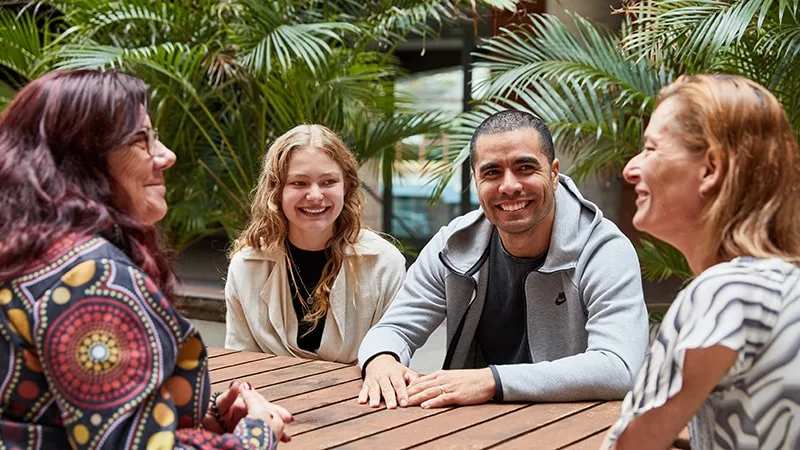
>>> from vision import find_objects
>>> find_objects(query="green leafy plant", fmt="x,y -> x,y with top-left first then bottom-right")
0,0 -> 514,252
430,0 -> 800,282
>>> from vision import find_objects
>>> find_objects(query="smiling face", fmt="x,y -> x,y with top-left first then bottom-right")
623,97 -> 707,246
474,128 -> 559,255
107,115 -> 176,225
281,146 -> 345,249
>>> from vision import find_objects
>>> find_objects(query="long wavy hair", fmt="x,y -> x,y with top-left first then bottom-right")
657,74 -> 800,264
0,70 -> 176,297
231,124 -> 365,328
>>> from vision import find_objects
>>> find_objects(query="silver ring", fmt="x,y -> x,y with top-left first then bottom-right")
438,385 -> 446,395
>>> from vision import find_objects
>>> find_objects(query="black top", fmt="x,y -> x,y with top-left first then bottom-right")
475,229 -> 545,366
286,241 -> 329,353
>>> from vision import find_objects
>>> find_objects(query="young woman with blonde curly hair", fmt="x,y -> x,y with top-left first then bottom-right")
224,124 -> 406,363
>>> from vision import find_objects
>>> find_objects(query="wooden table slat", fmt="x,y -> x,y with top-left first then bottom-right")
205,348 -> 624,449
254,366 -> 362,402
559,430 -> 606,449
206,346 -> 236,358
210,356 -> 311,385
343,403 -> 531,450
493,401 -> 619,449
208,350 -> 273,371
273,380 -> 362,415
212,358 -> 346,391
288,400 -> 383,435
413,402 -> 601,450
289,404 -> 451,448
291,397 -> 429,436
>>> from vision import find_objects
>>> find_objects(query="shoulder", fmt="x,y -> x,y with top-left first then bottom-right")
355,230 -> 402,255
583,209 -> 633,245
354,230 -> 406,268
8,236 -> 138,312
37,239 -> 171,324
686,258 -> 795,301
573,218 -> 638,273
669,258 -> 796,326
227,246 -> 281,293
229,245 -> 280,267
49,236 -> 138,282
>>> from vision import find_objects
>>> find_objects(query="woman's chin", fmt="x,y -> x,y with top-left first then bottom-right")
136,205 -> 168,226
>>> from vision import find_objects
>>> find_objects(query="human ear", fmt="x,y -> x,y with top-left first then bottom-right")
550,158 -> 560,189
700,148 -> 723,197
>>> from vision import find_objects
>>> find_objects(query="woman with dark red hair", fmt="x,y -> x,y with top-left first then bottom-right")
0,69 -> 290,449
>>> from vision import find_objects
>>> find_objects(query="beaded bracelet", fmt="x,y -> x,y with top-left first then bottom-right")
209,391 -> 227,431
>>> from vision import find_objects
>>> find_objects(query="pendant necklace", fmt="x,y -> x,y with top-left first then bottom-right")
286,243 -> 315,307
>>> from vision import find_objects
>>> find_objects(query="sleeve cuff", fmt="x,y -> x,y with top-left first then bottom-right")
489,365 -> 503,402
360,351 -> 400,380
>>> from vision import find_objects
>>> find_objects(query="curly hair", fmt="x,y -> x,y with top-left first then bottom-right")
231,124 -> 365,329
0,70 -> 175,297
657,74 -> 800,264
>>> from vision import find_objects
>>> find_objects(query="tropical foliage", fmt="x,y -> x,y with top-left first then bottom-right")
0,0 -> 513,251
431,0 -> 800,281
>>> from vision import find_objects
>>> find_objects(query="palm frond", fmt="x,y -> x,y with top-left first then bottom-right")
636,238 -> 693,282
0,7 -> 59,81
349,110 -> 447,163
430,11 -> 667,198
622,0 -> 800,70
229,0 -> 357,75
359,0 -> 459,46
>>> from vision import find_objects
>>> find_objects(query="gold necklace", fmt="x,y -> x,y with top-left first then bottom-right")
285,242 -> 315,307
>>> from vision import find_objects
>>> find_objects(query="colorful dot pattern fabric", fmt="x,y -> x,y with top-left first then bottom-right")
0,234 -> 277,449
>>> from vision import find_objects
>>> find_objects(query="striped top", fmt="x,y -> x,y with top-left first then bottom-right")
608,257 -> 800,449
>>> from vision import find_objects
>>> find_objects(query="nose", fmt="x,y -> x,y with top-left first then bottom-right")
153,140 -> 176,170
622,152 -> 642,185
498,170 -> 522,196
306,183 -> 323,201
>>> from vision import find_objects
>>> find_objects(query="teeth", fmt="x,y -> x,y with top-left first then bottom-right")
301,207 -> 326,214
499,202 -> 528,212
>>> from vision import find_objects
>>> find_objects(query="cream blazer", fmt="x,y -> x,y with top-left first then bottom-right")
224,230 -> 406,363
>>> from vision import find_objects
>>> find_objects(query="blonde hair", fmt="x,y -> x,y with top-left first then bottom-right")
657,74 -> 800,264
231,124 -> 366,328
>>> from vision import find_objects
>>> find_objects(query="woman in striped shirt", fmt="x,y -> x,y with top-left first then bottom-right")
606,74 -> 800,449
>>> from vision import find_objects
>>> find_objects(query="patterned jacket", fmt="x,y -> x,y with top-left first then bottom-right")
0,234 -> 276,449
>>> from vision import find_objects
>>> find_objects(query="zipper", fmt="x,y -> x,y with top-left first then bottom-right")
439,247 -> 488,369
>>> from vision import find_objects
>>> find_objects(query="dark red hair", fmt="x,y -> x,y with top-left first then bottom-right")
0,69 -> 175,297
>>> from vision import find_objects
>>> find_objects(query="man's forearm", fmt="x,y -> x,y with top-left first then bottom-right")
493,351 -> 632,402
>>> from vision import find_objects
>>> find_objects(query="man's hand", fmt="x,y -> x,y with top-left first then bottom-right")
406,368 -> 496,408
358,354 -> 419,409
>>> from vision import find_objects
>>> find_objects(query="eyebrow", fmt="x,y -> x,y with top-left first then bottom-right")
478,156 -> 541,174
286,172 -> 341,178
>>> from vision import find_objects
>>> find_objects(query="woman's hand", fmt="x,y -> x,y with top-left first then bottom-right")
240,382 -> 293,443
203,380 -> 250,433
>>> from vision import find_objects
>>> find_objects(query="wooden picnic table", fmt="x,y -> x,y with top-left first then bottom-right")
207,346 -> 620,449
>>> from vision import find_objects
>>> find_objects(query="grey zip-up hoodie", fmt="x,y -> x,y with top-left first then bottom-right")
358,175 -> 648,401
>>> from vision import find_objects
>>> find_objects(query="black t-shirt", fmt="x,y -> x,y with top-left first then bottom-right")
286,241 -> 328,353
475,229 -> 545,366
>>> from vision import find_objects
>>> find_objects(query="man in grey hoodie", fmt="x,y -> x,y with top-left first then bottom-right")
357,110 -> 649,409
